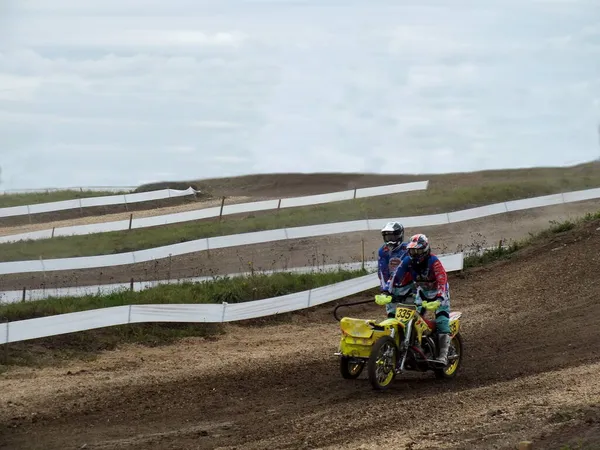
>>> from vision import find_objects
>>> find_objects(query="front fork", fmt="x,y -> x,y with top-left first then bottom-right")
395,319 -> 414,373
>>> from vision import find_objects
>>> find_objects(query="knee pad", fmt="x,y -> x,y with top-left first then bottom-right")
435,312 -> 451,334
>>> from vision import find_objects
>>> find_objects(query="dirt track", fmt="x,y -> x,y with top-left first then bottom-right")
1,219 -> 600,449
3,198 -> 599,291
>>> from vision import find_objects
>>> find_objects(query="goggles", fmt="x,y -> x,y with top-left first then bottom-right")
408,247 -> 427,257
382,232 -> 399,242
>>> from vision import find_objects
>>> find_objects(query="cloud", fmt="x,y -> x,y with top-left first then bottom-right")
0,0 -> 599,189
14,28 -> 247,49
190,120 -> 244,129
210,155 -> 249,164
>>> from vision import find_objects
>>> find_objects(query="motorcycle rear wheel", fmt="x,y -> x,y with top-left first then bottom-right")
367,336 -> 398,390
434,332 -> 463,379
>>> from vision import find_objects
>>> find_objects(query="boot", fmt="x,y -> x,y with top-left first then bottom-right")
435,334 -> 451,367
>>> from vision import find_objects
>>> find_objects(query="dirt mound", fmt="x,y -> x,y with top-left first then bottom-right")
191,172 -> 424,197
133,181 -> 203,193
192,161 -> 600,197
1,217 -> 600,449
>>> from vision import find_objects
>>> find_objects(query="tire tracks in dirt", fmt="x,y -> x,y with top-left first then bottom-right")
2,220 -> 600,449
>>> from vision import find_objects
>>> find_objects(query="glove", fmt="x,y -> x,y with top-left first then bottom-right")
421,296 -> 442,311
375,294 -> 392,305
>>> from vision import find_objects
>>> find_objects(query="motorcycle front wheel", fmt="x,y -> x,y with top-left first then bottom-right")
367,336 -> 398,390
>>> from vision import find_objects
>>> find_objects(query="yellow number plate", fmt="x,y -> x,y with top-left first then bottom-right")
450,320 -> 459,335
395,307 -> 415,321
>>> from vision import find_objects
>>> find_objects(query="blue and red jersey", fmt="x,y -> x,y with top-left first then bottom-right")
387,253 -> 449,301
377,242 -> 408,289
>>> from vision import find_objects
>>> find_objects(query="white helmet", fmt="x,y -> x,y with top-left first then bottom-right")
381,222 -> 405,248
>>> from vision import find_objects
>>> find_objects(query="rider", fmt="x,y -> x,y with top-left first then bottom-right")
385,233 -> 452,367
377,222 -> 411,318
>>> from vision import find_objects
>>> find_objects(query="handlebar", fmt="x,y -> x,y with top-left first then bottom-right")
375,285 -> 440,311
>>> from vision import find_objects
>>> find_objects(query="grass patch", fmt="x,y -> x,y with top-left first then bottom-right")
0,189 -> 130,208
463,241 -> 526,268
463,210 -> 600,268
3,176 -> 600,262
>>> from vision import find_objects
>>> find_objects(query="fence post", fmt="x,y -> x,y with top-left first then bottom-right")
219,196 -> 226,221
51,227 -> 55,238
3,318 -> 8,365
361,239 -> 365,270
221,302 -> 228,322
130,278 -> 134,291
128,213 -> 133,230
353,188 -> 357,199
21,287 -> 26,302
277,198 -> 282,211
40,256 -> 46,280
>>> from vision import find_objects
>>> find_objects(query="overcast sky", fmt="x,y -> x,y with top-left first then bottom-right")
0,0 -> 599,190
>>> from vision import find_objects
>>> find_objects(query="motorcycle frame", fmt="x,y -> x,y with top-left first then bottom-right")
388,303 -> 436,373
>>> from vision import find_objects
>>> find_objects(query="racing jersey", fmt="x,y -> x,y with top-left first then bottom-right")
377,242 -> 408,289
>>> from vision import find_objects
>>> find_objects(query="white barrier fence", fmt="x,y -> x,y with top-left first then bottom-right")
0,187 -> 599,276
0,181 -> 429,243
0,187 -> 198,219
0,186 -> 136,195
0,253 -> 464,344
0,255 -> 459,303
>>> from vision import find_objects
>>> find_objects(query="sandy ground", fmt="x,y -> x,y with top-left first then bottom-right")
1,219 -> 600,448
3,197 -> 599,291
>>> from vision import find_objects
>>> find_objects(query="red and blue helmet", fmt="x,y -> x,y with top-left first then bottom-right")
406,233 -> 430,264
